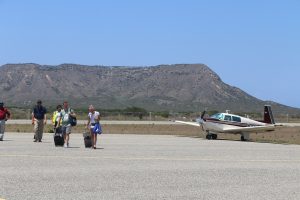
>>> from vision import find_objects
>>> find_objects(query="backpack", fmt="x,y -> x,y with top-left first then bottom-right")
69,115 -> 77,126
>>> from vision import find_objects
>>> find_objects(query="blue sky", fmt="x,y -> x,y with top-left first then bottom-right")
1,0 -> 299,108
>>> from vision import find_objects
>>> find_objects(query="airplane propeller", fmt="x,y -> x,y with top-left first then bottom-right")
200,110 -> 206,119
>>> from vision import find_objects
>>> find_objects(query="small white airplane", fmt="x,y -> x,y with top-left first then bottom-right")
175,105 -> 276,141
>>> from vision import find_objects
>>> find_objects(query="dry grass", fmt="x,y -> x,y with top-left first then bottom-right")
4,124 -> 200,136
5,124 -> 300,145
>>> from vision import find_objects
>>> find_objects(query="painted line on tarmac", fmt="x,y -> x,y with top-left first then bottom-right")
1,154 -> 300,163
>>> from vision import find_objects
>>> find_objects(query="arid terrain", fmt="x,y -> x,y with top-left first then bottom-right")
1,63 -> 300,114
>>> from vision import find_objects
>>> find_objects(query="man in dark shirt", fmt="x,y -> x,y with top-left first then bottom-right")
0,102 -> 11,141
32,100 -> 47,142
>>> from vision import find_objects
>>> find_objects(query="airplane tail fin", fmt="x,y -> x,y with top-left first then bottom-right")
264,105 -> 275,124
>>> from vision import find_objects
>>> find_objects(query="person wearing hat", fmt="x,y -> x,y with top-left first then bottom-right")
32,100 -> 47,142
0,102 -> 11,141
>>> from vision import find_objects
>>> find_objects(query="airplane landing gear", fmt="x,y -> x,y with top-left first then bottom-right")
241,133 -> 249,141
212,134 -> 217,140
206,133 -> 217,140
241,136 -> 246,141
206,134 -> 212,139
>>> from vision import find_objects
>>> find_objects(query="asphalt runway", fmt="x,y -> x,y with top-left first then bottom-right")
0,133 -> 300,200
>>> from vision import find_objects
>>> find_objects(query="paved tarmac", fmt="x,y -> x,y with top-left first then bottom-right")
0,133 -> 300,200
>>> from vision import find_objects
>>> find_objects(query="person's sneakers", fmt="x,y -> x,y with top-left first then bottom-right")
33,139 -> 38,142
93,145 -> 96,149
38,140 -> 42,142
64,143 -> 67,148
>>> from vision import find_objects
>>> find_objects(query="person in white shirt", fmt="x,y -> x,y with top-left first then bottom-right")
86,105 -> 101,149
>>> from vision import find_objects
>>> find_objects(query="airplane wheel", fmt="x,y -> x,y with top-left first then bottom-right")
206,134 -> 212,140
212,134 -> 217,140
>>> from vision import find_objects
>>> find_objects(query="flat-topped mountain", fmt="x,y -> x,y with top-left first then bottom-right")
0,63 -> 299,114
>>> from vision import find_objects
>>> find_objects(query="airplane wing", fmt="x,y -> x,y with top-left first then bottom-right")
174,120 -> 200,127
175,120 -> 275,133
222,125 -> 275,133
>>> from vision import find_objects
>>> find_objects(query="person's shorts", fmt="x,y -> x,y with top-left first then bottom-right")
62,125 -> 72,135
89,123 -> 95,134
90,128 -> 101,135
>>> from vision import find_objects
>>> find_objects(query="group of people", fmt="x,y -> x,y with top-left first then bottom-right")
1,100 -> 102,149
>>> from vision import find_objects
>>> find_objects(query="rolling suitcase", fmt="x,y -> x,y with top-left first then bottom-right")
54,127 -> 64,146
83,132 -> 92,148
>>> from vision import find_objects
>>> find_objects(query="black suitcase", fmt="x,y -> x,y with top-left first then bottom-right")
83,132 -> 92,148
54,127 -> 64,146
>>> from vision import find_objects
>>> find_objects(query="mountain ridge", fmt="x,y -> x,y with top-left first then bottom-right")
0,63 -> 299,115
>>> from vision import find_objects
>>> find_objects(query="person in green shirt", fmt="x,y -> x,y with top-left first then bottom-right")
61,101 -> 76,148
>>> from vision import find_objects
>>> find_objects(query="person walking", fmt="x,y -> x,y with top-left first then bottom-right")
86,105 -> 102,149
0,102 -> 11,141
61,101 -> 76,148
52,105 -> 62,131
32,100 -> 47,142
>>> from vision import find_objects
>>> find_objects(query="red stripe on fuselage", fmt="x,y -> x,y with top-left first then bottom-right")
204,118 -> 261,127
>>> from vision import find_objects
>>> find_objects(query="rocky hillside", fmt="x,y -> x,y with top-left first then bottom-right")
0,63 -> 299,114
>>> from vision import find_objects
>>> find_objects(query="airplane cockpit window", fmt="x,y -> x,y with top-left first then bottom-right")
211,113 -> 223,120
224,115 -> 232,121
232,116 -> 241,122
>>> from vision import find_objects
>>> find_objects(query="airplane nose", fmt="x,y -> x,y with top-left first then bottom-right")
196,118 -> 204,124
196,118 -> 205,131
